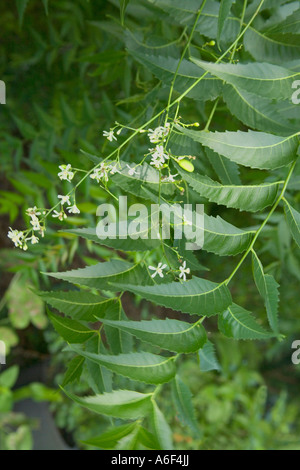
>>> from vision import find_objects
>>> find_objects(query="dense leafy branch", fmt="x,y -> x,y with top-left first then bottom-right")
6,0 -> 300,450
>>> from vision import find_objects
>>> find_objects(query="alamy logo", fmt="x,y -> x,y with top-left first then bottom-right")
292,80 -> 300,105
0,81 -> 6,105
96,197 -> 204,250
0,341 -> 6,365
291,340 -> 300,365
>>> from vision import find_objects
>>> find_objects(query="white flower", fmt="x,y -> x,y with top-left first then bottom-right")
126,164 -> 137,176
30,215 -> 42,231
27,235 -> 39,245
162,173 -> 178,183
151,145 -> 169,161
26,207 -> 41,217
67,204 -> 80,214
179,261 -> 190,281
32,236 -> 39,244
58,195 -> 71,206
103,130 -> 117,142
90,169 -> 102,183
7,228 -> 25,248
58,164 -> 74,182
108,164 -> 119,175
150,156 -> 164,169
52,210 -> 67,221
149,262 -> 167,278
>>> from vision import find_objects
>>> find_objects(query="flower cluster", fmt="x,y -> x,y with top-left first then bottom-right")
27,207 -> 45,239
8,206 -> 46,250
7,228 -> 27,250
149,145 -> 170,169
148,260 -> 190,282
90,162 -> 119,184
7,121 -> 178,251
148,123 -> 170,144
52,194 -> 80,221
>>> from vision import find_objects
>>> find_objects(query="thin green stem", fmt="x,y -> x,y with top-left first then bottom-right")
171,0 -> 265,106
203,0 -> 248,132
230,0 -> 248,60
29,1 -> 266,244
165,0 -> 208,124
204,98 -> 219,131
225,160 -> 298,285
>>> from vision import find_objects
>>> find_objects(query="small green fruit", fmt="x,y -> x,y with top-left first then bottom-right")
178,159 -> 195,173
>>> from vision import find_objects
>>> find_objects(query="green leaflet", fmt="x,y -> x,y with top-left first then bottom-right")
160,185 -> 254,255
62,228 -> 160,251
82,423 -> 138,449
47,310 -> 95,344
126,51 -> 222,102
71,347 -> 176,385
218,303 -> 275,340
267,8 -> 300,35
171,375 -> 199,436
198,340 -> 221,372
177,126 -> 299,170
168,131 -> 204,160
252,251 -> 280,333
245,0 -> 292,17
84,337 -> 113,394
178,167 -> 280,212
45,259 -> 151,290
244,28 -> 300,64
62,389 -> 153,419
190,58 -> 300,100
205,148 -> 241,185
115,428 -> 141,450
136,427 -> 160,450
151,401 -> 173,450
61,356 -> 84,387
150,0 -> 240,45
99,318 -> 207,354
83,424 -> 159,450
39,290 -> 115,321
223,85 -> 299,136
103,301 -> 133,355
202,214 -> 254,256
284,199 -> 300,249
217,0 -> 235,47
112,277 -> 232,316
111,161 -> 175,199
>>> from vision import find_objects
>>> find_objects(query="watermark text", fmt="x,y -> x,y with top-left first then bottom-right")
0,81 -> 6,104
